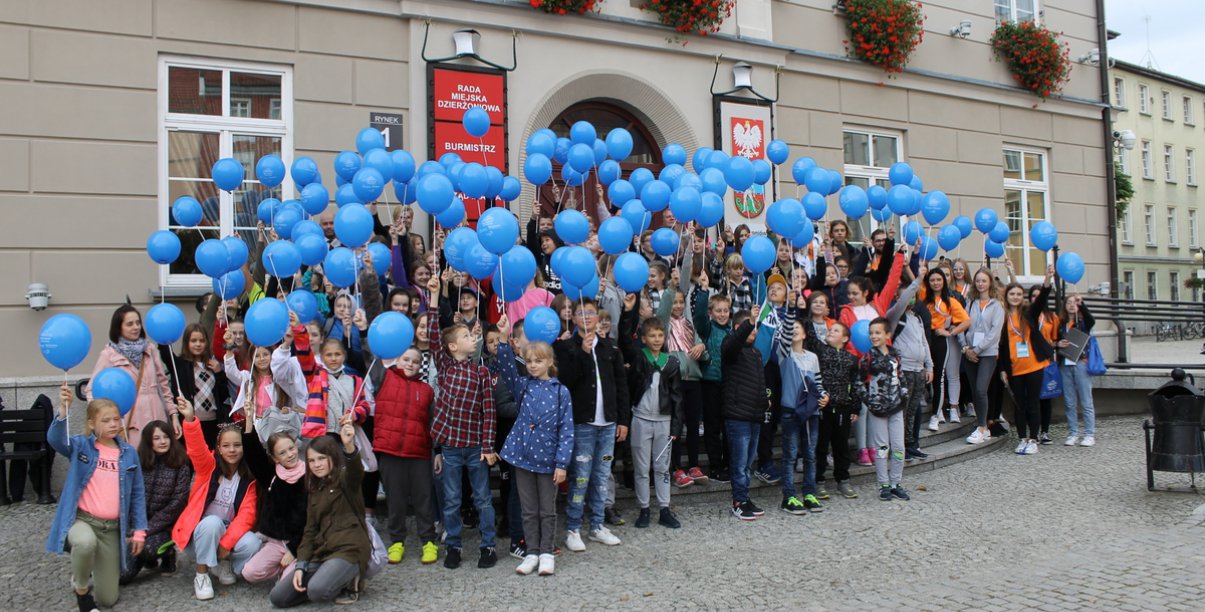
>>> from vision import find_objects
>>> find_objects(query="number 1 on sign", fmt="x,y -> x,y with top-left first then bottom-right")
380,128 -> 390,149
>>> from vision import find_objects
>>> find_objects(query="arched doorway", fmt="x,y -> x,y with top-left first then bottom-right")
537,101 -> 665,228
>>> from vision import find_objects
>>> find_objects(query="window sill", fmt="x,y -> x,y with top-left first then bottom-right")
1164,117 -> 1176,123
151,285 -> 212,299
1143,176 -> 1156,181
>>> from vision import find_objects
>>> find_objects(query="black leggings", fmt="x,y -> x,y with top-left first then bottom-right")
928,335 -> 952,414
815,405 -> 852,483
700,381 -> 727,472
1009,370 -> 1043,440
672,381 -> 703,470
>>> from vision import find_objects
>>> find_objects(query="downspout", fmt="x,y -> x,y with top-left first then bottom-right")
1096,0 -> 1125,361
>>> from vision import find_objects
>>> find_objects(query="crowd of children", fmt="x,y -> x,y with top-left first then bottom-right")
45,201 -> 1100,608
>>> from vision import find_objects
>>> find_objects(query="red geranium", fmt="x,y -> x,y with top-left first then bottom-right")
530,0 -> 599,15
642,0 -> 733,37
843,0 -> 925,74
990,20 -> 1071,99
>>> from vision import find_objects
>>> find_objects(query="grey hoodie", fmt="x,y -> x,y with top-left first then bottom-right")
893,309 -> 934,373
961,298 -> 1005,357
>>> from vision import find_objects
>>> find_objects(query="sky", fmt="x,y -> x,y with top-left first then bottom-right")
1105,0 -> 1205,84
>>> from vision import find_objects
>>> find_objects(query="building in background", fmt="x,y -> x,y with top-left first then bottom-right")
0,0 -> 1110,398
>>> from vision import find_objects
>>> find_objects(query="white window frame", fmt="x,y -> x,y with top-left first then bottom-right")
1168,206 -> 1179,248
1144,204 -> 1156,246
1117,147 -> 1131,175
994,0 -> 1039,23
842,127 -> 903,240
1141,140 -> 1154,179
1139,84 -> 1151,115
1190,208 -> 1200,248
1165,144 -> 1176,183
229,96 -> 252,118
1170,271 -> 1181,302
1162,90 -> 1173,120
1002,146 -> 1050,283
1120,206 -> 1133,245
158,56 -> 294,290
1185,96 -> 1196,126
1123,270 -> 1135,300
1188,148 -> 1197,186
1113,77 -> 1126,108
1148,271 -> 1158,300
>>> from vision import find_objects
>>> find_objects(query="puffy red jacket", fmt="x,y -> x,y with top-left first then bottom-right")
373,367 -> 435,459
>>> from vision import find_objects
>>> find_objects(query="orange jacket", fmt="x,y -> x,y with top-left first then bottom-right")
171,419 -> 258,551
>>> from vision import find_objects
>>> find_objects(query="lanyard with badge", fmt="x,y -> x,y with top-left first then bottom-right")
1007,313 -> 1029,359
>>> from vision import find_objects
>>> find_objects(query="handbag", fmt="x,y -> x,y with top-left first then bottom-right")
1085,337 -> 1107,375
1039,361 -> 1063,400
353,423 -> 378,472
338,477 -> 388,579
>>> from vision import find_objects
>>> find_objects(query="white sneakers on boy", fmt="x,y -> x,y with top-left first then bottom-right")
589,526 -> 621,546
565,530 -> 586,552
194,573 -> 215,600
538,553 -> 556,576
1064,435 -> 1079,446
1080,436 -> 1096,447
516,554 -> 539,575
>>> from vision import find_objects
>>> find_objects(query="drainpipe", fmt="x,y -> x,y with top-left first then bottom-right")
1095,0 -> 1125,362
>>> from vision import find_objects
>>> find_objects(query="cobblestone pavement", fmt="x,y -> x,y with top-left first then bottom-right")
3,416 -> 1204,611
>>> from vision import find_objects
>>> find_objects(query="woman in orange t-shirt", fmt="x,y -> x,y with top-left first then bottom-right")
998,267 -> 1054,456
1029,283 -> 1060,445
919,269 -> 970,425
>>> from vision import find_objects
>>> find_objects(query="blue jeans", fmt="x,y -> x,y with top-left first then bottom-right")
566,423 -> 615,532
725,419 -> 761,503
1060,360 -> 1096,437
780,411 -> 819,499
439,447 -> 496,549
190,515 -> 261,572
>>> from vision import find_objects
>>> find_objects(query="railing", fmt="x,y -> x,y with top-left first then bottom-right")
1081,296 -> 1205,366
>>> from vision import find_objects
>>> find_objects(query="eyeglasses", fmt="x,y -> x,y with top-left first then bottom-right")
576,310 -> 599,318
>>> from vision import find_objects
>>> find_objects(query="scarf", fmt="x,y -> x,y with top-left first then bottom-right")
111,337 -> 147,369
668,316 -> 694,353
275,460 -> 305,484
642,347 -> 667,370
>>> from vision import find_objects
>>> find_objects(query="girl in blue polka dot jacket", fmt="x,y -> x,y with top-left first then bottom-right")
495,315 -> 575,577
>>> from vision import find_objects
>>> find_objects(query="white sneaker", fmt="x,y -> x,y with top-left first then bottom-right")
937,410 -> 947,424
1064,435 -> 1079,446
516,554 -> 539,575
949,407 -> 961,423
194,572 -> 215,600
1023,440 -> 1039,455
565,529 -> 586,552
588,526 -> 621,546
966,429 -> 986,445
1080,436 -> 1095,447
928,415 -> 941,432
1014,440 -> 1027,454
538,553 -> 555,576
963,405 -> 976,418
213,559 -> 236,586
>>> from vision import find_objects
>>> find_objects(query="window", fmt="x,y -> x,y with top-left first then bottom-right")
843,128 -> 902,242
1188,149 -> 1197,185
1165,144 -> 1176,182
1162,90 -> 1173,120
1170,271 -> 1181,302
1148,271 -> 1158,300
1002,148 -> 1049,279
1144,204 -> 1156,245
1138,84 -> 1150,114
1123,270 -> 1135,300
1113,77 -> 1126,108
160,58 -> 292,287
1190,208 -> 1199,248
1168,206 -> 1179,247
1120,206 -> 1133,244
1117,147 -> 1131,175
994,0 -> 1037,23
1186,96 -> 1196,125
1141,141 -> 1154,179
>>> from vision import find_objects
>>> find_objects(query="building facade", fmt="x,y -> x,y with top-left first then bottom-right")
1,0 -> 1111,395
1111,60 -> 1205,318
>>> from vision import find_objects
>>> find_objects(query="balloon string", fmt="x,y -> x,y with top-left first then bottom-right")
350,357 -> 376,411
479,137 -> 488,166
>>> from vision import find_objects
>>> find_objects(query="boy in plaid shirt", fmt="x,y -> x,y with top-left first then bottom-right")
426,275 -> 499,570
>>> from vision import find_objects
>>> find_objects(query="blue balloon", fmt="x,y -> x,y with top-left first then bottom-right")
871,206 -> 893,223
394,179 -> 418,204
459,163 -> 488,199
827,170 -> 844,196
985,240 -> 1006,259
368,311 -> 415,360
802,192 -> 827,221
620,200 -> 650,234
561,164 -> 586,187
676,171 -> 703,192
244,298 -> 290,348
263,240 -> 302,278
464,243 -> 498,281
850,320 -> 871,353
335,183 -> 362,207
145,303 -> 186,345
463,107 -> 490,138
608,179 -> 635,206
500,176 -> 522,202
257,198 -> 280,224
417,173 -> 454,215
334,151 -> 362,182
641,180 -> 671,213
1030,220 -> 1058,252
699,168 -> 727,196
592,139 -> 608,166
558,246 -> 596,288
484,166 -> 504,200
38,314 -> 92,370
752,159 -> 772,186
527,132 -> 556,158
669,186 -> 701,223
91,368 -> 137,416
920,191 -> 950,226
658,164 -> 685,186
323,247 -> 360,288
553,138 -> 571,164
286,290 -> 319,324
563,274 -> 600,301
352,168 -> 385,203
212,270 -> 245,299
255,154 -> 286,188
570,121 -> 596,146
953,215 -> 974,238
804,167 -> 830,195
592,159 -> 619,187
524,153 -> 553,186
867,185 -> 888,210
698,192 -> 725,228
223,237 -> 249,271
766,140 -> 789,165
614,252 -> 650,293
887,185 -> 914,216
292,219 -> 322,240
918,236 -> 939,260
838,185 -> 869,220
908,175 -> 924,193
662,144 -> 687,166
629,168 -> 654,196
294,233 -> 328,267
334,204 -> 374,248
791,218 -> 816,249
889,162 -> 914,187
291,157 -> 319,187
271,205 -> 303,240
172,196 -> 203,228
300,183 -> 330,215
195,239 -> 229,278
555,210 -> 590,245
212,157 -> 244,192
444,227 -> 479,273
692,147 -> 713,173
478,207 -> 520,254
567,143 -> 593,174
524,307 -> 561,344
439,153 -> 463,169
741,235 -> 776,274
792,157 -> 817,185
491,272 -> 526,303
436,197 -> 466,228
356,127 -> 386,154
767,198 -> 805,238
651,228 -> 680,257
501,244 -> 538,288
938,225 -> 962,251
1057,251 -> 1085,283
724,156 -> 755,192
146,230 -> 181,265
418,160 -> 446,179
974,208 -> 999,233
390,150 -> 416,183
902,221 -> 923,246
362,149 -> 392,179
598,217 -> 634,255
706,150 -> 729,170
989,220 -> 1011,244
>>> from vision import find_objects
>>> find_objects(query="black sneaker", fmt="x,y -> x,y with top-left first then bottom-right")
891,486 -> 911,501
732,501 -> 757,521
634,508 -> 651,528
160,548 -> 177,575
753,469 -> 781,485
77,590 -> 99,612
658,507 -> 681,528
744,500 -> 765,516
444,546 -> 462,569
508,539 -> 527,560
905,448 -> 929,460
710,469 -> 731,484
879,486 -> 892,501
1038,432 -> 1053,445
815,485 -> 831,500
604,506 -> 626,526
477,547 -> 497,569
802,494 -> 824,513
781,496 -> 808,515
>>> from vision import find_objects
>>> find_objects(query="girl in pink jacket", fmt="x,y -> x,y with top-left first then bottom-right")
86,305 -> 176,447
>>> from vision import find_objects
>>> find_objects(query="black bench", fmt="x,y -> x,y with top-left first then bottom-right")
1,395 -> 56,505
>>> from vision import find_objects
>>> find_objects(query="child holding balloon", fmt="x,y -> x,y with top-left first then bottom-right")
160,323 -> 229,450
45,384 -> 147,612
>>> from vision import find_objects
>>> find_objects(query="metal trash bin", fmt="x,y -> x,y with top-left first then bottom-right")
1144,368 -> 1205,491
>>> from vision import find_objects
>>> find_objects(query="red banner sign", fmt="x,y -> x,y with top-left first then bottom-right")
429,64 -> 509,230
432,68 -> 506,124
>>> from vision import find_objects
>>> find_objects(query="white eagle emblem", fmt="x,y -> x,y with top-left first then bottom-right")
732,120 -> 763,159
